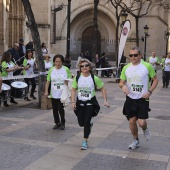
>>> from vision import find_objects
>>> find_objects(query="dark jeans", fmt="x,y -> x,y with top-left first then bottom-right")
24,78 -> 36,96
77,105 -> 94,138
162,71 -> 170,87
51,98 -> 65,124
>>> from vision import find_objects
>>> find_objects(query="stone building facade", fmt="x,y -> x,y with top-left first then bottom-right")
0,0 -> 170,60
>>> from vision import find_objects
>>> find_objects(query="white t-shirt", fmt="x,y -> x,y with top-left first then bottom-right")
120,61 -> 156,99
47,66 -> 70,99
45,61 -> 52,70
164,58 -> 170,71
26,58 -> 35,75
7,62 -> 15,76
42,48 -> 48,56
148,56 -> 159,70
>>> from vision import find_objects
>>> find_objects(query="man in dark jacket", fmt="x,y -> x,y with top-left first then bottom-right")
18,38 -> 26,65
18,38 -> 26,58
8,43 -> 22,76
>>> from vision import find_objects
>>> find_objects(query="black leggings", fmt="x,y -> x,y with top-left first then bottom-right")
51,98 -> 65,124
24,78 -> 36,96
77,105 -> 94,139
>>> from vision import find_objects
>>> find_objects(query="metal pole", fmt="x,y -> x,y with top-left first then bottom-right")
144,34 -> 147,61
67,0 -> 71,58
92,0 -> 99,62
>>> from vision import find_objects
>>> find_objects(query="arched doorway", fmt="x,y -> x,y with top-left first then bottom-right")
81,26 -> 101,56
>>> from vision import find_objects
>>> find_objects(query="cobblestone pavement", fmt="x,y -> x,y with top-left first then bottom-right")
0,70 -> 170,170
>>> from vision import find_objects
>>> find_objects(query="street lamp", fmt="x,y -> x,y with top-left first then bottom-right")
67,0 -> 71,58
143,25 -> 149,61
120,11 -> 128,26
165,31 -> 170,54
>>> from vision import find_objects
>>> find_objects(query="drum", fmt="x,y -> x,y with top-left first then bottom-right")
0,83 -> 11,101
11,81 -> 28,98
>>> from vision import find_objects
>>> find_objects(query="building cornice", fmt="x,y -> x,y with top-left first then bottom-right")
144,15 -> 168,26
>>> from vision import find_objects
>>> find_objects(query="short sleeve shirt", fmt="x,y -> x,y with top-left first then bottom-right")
148,56 -> 159,70
47,66 -> 71,99
164,58 -> 170,71
120,61 -> 156,99
1,61 -> 15,77
72,74 -> 104,101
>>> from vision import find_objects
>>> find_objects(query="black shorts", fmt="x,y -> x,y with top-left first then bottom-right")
123,96 -> 150,120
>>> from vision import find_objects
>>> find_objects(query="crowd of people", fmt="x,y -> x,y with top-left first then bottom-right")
1,44 -> 170,151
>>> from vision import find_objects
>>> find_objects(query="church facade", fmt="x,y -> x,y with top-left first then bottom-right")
0,0 -> 169,60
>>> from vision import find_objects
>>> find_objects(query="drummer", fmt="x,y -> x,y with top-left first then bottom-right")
23,49 -> 36,100
1,51 -> 22,107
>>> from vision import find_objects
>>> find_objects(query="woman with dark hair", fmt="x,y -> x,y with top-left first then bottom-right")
1,51 -> 21,107
44,54 -> 72,130
23,49 -> 36,100
41,42 -> 48,57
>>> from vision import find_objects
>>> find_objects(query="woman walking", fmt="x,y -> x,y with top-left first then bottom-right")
71,58 -> 110,150
44,54 -> 71,130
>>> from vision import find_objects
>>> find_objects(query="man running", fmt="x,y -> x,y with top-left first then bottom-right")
119,47 -> 158,149
147,52 -> 160,73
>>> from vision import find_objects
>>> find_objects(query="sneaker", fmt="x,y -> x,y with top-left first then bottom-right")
128,139 -> 139,149
143,128 -> 151,141
60,122 -> 65,130
10,100 -> 18,104
53,123 -> 61,130
81,140 -> 88,150
30,94 -> 36,99
89,122 -> 93,136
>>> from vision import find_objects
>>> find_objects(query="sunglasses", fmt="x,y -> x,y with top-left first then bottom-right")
129,54 -> 139,57
80,64 -> 90,68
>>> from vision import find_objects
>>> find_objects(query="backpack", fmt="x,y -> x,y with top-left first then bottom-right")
76,73 -> 97,90
75,73 -> 100,117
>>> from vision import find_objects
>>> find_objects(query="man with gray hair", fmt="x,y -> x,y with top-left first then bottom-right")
119,47 -> 158,149
8,43 -> 22,75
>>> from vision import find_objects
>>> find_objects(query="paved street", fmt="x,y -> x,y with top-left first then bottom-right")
0,70 -> 170,170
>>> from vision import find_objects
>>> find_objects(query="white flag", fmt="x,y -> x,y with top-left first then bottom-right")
118,20 -> 131,68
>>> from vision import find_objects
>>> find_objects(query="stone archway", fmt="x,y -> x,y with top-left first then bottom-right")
81,26 -> 101,56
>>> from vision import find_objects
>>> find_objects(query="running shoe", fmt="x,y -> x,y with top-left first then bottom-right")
128,139 -> 139,149
81,140 -> 88,150
143,128 -> 151,141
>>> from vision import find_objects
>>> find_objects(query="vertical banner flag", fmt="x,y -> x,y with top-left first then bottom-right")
118,20 -> 131,68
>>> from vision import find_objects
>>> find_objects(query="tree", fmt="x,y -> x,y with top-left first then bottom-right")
92,0 -> 99,61
21,0 -> 46,107
109,0 -> 124,66
113,0 -> 153,46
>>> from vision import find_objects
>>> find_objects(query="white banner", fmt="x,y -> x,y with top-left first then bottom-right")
118,20 -> 131,68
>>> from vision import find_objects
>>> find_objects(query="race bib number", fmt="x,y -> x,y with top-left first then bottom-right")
52,83 -> 63,90
78,89 -> 92,100
131,84 -> 143,94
